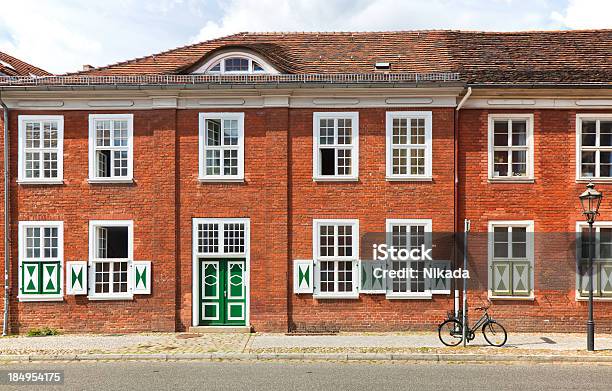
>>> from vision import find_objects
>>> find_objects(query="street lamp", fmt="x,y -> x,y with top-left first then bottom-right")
579,182 -> 603,352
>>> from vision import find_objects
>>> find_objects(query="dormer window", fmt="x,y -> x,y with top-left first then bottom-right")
193,51 -> 279,75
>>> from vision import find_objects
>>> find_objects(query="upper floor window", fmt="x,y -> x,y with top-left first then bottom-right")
313,112 -> 359,181
488,221 -> 534,299
577,114 -> 612,180
195,51 -> 278,75
18,115 -> 64,184
488,114 -> 534,181
385,111 -> 432,180
88,114 -> 134,183
198,113 -> 245,182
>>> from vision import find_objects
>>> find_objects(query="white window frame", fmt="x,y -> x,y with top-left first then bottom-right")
487,114 -> 534,182
88,220 -> 134,300
312,112 -> 359,181
17,115 -> 64,184
88,114 -> 134,183
385,219 -> 433,299
196,51 -> 279,75
576,114 -> 612,182
17,221 -> 64,301
385,111 -> 433,181
312,219 -> 359,299
191,218 -> 251,327
488,220 -> 535,300
575,221 -> 612,301
198,112 -> 245,182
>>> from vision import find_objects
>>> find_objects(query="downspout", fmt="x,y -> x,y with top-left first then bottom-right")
453,87 -> 471,318
0,91 -> 9,336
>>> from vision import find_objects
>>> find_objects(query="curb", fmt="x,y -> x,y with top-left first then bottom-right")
1,352 -> 612,363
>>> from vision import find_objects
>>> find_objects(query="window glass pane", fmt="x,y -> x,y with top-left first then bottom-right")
113,261 -> 129,293
319,119 -> 334,145
581,121 -> 597,146
223,149 -> 238,176
336,149 -> 352,175
600,228 -> 612,259
43,121 -> 58,148
198,223 -> 219,253
26,227 -> 40,258
223,119 -> 238,146
319,260 -> 334,292
113,150 -> 128,177
319,225 -> 334,257
206,119 -> 221,146
97,150 -> 111,177
493,121 -> 508,146
25,152 -> 40,178
392,148 -> 408,175
511,227 -> 527,258
43,227 -> 58,258
410,148 -> 425,175
410,118 -> 425,145
493,227 -> 508,258
581,151 -> 596,177
392,118 -> 408,145
493,151 -> 509,177
25,122 -> 41,148
511,120 -> 527,146
206,150 -> 221,175
511,150 -> 527,176
337,261 -> 353,292
337,119 -> 352,145
253,62 -> 264,71
112,120 -> 128,147
601,121 -> 612,147
43,152 -> 58,178
223,223 -> 245,253
224,57 -> 249,72
95,262 -> 110,293
601,151 -> 612,177
96,120 -> 111,146
209,62 -> 221,72
337,225 -> 353,257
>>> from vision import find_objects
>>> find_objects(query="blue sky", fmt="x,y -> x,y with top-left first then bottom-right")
0,0 -> 610,74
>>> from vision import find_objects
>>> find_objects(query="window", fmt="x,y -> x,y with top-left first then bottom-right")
576,115 -> 612,180
88,220 -> 133,299
195,220 -> 247,255
198,113 -> 245,181
385,219 -> 432,298
202,53 -> 272,74
18,221 -> 63,301
488,114 -> 534,181
488,221 -> 534,298
313,219 -> 359,298
88,114 -> 133,182
386,112 -> 432,180
576,222 -> 612,299
18,115 -> 63,183
313,112 -> 359,181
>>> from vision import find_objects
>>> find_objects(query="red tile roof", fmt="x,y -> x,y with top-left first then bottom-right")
0,51 -> 51,76
61,29 -> 612,85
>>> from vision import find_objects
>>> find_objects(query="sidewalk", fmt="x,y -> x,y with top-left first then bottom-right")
1,332 -> 612,363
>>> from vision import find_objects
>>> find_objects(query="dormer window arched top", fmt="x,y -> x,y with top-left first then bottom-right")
194,51 -> 279,75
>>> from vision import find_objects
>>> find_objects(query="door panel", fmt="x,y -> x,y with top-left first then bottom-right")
199,259 -> 246,326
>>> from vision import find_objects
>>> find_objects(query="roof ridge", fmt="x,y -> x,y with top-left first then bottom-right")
233,28 -> 612,35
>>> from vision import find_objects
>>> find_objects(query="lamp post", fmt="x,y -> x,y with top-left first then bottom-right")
579,182 -> 603,352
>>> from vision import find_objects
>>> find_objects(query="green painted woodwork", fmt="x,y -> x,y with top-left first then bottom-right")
199,259 -> 246,326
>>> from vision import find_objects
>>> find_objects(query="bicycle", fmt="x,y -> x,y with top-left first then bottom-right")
438,304 -> 507,347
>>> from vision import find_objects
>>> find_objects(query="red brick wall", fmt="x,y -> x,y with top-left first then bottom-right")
459,108 -> 612,333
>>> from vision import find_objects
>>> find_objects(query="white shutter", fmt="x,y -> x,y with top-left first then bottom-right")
66,261 -> 87,295
430,260 -> 451,294
293,260 -> 313,294
132,261 -> 151,294
360,260 -> 386,294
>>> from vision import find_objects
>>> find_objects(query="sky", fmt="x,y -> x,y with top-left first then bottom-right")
0,0 -> 610,74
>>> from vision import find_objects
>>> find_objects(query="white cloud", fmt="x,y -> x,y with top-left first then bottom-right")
551,0 -> 612,29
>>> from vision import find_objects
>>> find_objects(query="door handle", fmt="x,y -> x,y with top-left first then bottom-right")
224,290 -> 227,297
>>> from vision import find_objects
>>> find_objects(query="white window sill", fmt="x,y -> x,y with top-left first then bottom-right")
489,294 -> 534,301
88,178 -> 134,184
198,177 -> 245,183
488,178 -> 535,184
386,176 -> 433,182
431,290 -> 451,295
314,293 -> 359,300
18,295 -> 64,302
386,293 -> 432,300
576,178 -> 612,183
360,291 -> 386,295
87,294 -> 134,301
17,179 -> 64,185
576,296 -> 612,301
313,177 -> 359,182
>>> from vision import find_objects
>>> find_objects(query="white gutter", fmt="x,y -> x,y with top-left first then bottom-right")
0,91 -> 9,336
456,86 -> 472,111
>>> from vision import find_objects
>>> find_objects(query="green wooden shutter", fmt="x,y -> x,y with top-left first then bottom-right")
511,261 -> 531,296
491,261 -> 511,296
600,263 -> 612,297
293,260 -> 313,294
132,261 -> 151,294
66,261 -> 87,295
21,261 -> 61,296
430,260 -> 451,294
360,260 -> 386,294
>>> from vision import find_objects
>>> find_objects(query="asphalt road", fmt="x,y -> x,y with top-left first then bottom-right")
0,361 -> 611,391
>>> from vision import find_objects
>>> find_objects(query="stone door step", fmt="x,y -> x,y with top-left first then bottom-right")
188,326 -> 252,333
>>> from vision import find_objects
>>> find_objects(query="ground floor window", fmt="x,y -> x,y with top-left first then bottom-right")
18,221 -> 63,301
313,219 -> 359,298
88,220 -> 133,299
577,223 -> 612,299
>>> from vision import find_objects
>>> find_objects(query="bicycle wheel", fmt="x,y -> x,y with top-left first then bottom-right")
482,321 -> 507,347
438,319 -> 463,347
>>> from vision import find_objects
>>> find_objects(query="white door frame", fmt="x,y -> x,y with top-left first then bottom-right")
192,218 -> 250,327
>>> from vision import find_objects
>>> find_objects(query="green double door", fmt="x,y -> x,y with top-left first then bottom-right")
199,259 -> 246,326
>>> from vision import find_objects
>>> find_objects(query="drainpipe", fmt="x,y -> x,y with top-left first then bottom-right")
453,87 -> 471,318
0,91 -> 9,336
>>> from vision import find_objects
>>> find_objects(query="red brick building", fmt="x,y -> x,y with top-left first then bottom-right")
0,30 -> 611,334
